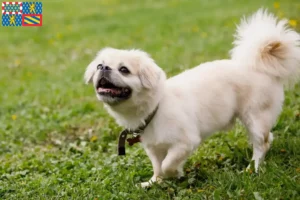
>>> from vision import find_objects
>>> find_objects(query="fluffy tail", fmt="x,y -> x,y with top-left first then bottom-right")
230,9 -> 300,85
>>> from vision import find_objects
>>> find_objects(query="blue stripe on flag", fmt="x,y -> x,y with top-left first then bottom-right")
31,16 -> 40,21
24,17 -> 38,24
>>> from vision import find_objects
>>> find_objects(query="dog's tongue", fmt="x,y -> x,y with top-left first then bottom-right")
98,87 -> 120,94
97,87 -> 104,93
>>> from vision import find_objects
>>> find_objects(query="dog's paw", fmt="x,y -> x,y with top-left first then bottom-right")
177,169 -> 184,178
136,176 -> 164,188
136,176 -> 163,188
246,160 -> 259,173
136,181 -> 152,188
245,166 -> 253,173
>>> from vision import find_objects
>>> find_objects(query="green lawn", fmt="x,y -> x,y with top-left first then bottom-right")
0,0 -> 300,199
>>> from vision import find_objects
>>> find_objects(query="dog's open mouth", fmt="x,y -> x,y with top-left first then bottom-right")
96,78 -> 132,99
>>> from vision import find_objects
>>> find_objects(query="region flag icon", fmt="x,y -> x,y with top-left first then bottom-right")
22,14 -> 42,26
1,2 -> 42,27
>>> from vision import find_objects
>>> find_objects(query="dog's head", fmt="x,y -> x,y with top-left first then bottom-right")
84,48 -> 165,106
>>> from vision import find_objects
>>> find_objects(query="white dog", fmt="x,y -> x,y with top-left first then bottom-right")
84,9 -> 300,187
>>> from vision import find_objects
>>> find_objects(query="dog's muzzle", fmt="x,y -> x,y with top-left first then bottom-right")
95,75 -> 132,101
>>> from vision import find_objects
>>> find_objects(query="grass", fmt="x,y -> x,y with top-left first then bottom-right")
0,0 -> 300,199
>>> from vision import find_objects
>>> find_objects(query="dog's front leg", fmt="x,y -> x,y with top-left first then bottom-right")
139,147 -> 166,188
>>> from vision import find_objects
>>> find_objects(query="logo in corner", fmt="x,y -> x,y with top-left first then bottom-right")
2,2 -> 42,27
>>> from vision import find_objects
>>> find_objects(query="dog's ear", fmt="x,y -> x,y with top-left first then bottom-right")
84,60 -> 97,84
135,50 -> 162,89
139,65 -> 160,89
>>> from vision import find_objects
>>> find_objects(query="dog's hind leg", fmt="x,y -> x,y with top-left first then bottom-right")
161,144 -> 193,178
249,130 -> 273,172
243,113 -> 274,172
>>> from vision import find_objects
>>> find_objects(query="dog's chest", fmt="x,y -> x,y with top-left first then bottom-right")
140,124 -> 176,148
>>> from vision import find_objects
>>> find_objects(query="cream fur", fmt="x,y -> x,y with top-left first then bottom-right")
84,9 -> 300,187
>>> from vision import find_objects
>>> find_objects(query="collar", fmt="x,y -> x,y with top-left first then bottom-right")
118,105 -> 159,156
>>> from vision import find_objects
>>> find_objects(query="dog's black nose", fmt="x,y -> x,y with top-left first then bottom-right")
101,65 -> 111,71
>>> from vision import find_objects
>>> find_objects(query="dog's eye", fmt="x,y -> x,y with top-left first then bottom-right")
97,64 -> 103,70
119,66 -> 130,74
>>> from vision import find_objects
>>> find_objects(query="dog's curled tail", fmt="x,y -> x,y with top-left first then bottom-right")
230,9 -> 300,85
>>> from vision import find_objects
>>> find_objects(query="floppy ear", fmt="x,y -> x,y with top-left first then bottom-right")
139,65 -> 160,89
84,60 -> 97,84
134,50 -> 162,89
